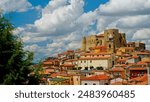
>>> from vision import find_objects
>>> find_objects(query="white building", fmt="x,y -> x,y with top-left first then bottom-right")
77,52 -> 114,70
80,74 -> 110,85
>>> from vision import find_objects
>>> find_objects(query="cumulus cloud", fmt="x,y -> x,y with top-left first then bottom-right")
115,15 -> 150,29
132,28 -> 150,40
99,0 -> 150,16
0,0 -> 32,13
14,0 -> 150,61
15,0 -> 97,60
96,0 -> 150,45
34,0 -> 84,36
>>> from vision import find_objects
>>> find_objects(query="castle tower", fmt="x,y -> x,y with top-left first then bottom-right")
120,33 -> 127,47
104,29 -> 119,53
81,37 -> 86,51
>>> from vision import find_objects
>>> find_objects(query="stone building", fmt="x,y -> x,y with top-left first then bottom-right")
127,42 -> 145,51
81,29 -> 127,53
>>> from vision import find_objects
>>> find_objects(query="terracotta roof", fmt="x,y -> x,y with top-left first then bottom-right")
62,51 -> 69,54
60,64 -> 74,67
96,34 -> 104,37
44,69 -> 54,74
132,56 -> 139,58
43,61 -> 53,65
138,80 -> 148,85
137,61 -> 147,65
58,73 -> 72,77
80,52 -> 111,56
50,72 -> 61,77
71,59 -> 78,61
143,61 -> 150,63
124,47 -> 134,50
117,58 -> 128,62
135,52 -> 150,55
111,81 -> 128,85
94,46 -> 107,49
81,75 -> 110,80
50,66 -> 58,69
129,74 -> 148,85
67,50 -> 74,52
130,74 -> 147,82
129,68 -> 147,70
109,68 -> 124,72
127,42 -> 135,44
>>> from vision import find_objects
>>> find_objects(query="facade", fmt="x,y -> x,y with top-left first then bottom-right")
72,75 -> 81,85
77,52 -> 114,70
81,29 -> 127,53
127,42 -> 145,51
129,62 -> 148,79
37,28 -> 150,85
80,75 -> 110,85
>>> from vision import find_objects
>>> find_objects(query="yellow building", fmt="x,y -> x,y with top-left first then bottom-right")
116,47 -> 134,55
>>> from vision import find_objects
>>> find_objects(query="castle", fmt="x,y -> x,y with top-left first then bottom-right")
81,29 -> 146,53
38,28 -> 150,85
81,29 -> 127,53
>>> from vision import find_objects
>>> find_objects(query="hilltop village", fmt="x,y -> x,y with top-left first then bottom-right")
36,29 -> 150,85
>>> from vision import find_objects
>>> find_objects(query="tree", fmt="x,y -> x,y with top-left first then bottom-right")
0,15 -> 40,84
96,66 -> 104,70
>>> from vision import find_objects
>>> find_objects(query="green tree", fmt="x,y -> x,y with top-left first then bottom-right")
96,66 -> 104,70
0,15 -> 40,85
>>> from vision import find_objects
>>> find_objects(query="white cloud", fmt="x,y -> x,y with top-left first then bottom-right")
34,0 -> 84,36
14,0 -> 150,61
96,0 -> 150,42
24,44 -> 40,52
99,0 -> 150,16
42,0 -> 68,15
113,15 -> 150,28
132,28 -> 150,40
0,0 -> 32,13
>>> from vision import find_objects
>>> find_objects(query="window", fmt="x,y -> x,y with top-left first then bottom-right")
90,66 -> 94,70
85,67 -> 88,70
84,83 -> 87,85
93,83 -> 96,85
81,61 -> 82,63
90,60 -> 92,63
84,61 -> 86,63
109,44 -> 111,48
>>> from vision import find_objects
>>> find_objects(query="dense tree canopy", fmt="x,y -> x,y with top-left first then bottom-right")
0,15 -> 40,85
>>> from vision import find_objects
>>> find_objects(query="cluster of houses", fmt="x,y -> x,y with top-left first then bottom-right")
35,29 -> 150,85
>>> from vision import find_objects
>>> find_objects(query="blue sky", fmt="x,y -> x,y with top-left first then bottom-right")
5,0 -> 50,27
1,0 -> 150,62
6,0 -> 109,27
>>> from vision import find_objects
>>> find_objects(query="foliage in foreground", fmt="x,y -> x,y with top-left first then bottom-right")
0,15 -> 41,85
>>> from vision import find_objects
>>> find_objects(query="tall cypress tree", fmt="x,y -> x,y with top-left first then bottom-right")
0,15 -> 39,85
